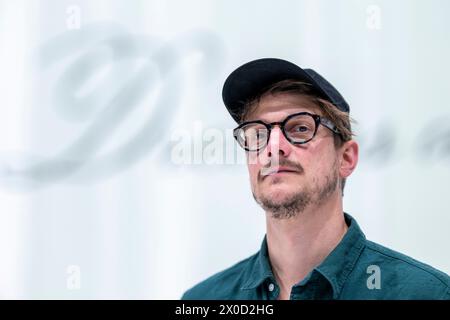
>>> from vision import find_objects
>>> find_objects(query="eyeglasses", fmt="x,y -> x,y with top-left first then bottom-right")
233,112 -> 341,152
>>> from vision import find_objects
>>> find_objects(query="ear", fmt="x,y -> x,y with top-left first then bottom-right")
339,140 -> 359,179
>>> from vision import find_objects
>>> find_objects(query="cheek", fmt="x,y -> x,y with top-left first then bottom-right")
292,144 -> 335,176
246,152 -> 263,181
247,163 -> 260,183
309,150 -> 339,177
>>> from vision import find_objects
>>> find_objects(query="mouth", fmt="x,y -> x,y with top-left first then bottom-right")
261,167 -> 299,178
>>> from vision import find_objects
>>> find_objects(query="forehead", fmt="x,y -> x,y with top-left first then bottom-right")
247,93 -> 322,122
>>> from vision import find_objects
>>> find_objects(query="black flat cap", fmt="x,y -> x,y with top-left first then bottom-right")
222,58 -> 350,123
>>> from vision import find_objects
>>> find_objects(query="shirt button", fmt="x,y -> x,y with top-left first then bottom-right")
268,283 -> 275,292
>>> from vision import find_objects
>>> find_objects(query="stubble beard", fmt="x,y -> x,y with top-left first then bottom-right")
253,161 -> 340,220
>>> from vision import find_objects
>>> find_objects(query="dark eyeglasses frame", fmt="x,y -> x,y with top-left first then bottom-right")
233,111 -> 342,152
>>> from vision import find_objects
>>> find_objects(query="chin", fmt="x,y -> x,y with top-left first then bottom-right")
261,186 -> 296,203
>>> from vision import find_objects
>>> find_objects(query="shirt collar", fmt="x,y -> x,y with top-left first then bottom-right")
240,234 -> 274,290
240,212 -> 366,298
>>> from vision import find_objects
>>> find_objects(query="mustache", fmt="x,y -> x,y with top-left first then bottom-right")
258,158 -> 304,181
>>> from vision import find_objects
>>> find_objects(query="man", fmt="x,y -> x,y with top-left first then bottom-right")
182,58 -> 450,300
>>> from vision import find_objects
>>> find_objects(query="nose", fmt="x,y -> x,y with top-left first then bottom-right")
265,126 -> 292,158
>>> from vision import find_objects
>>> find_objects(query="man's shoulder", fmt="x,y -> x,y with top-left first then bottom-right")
357,239 -> 450,298
364,240 -> 449,284
181,252 -> 258,300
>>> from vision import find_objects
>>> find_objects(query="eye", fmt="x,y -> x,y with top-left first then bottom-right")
295,125 -> 309,132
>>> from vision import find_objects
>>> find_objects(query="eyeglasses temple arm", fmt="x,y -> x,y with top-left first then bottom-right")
320,118 -> 341,135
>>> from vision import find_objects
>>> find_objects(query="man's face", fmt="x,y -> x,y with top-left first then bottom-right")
246,93 -> 343,219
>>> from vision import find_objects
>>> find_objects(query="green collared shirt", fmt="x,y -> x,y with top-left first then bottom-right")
182,213 -> 450,300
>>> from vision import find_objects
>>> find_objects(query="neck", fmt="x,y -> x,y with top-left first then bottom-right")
265,193 -> 348,299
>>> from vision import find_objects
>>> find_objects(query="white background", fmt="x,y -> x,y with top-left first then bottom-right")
0,0 -> 449,298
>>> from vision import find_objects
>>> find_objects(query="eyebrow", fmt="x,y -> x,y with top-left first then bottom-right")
250,108 -> 322,122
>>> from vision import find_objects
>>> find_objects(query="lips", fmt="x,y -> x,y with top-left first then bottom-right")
261,167 -> 299,177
